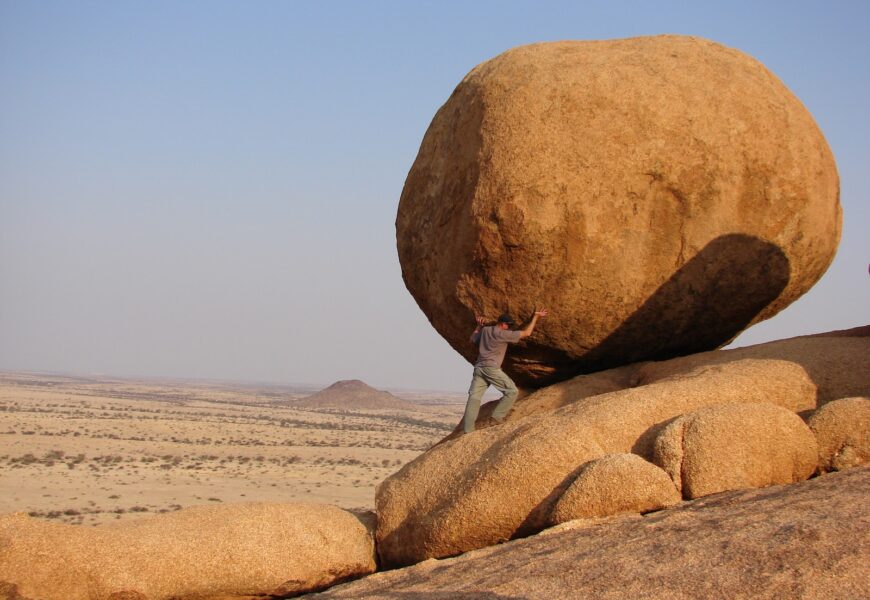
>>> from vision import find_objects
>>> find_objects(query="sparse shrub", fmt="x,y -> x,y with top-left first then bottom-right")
18,453 -> 37,465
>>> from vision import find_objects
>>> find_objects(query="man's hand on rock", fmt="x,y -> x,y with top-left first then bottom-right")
534,308 -> 549,318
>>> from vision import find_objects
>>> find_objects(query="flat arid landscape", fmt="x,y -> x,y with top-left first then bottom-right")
0,371 -> 464,525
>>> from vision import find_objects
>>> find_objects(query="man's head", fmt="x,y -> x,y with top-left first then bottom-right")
497,314 -> 515,329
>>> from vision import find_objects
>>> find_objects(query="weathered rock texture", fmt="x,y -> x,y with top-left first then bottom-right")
376,416 -> 607,566
808,396 -> 870,472
652,403 -> 818,498
397,35 -> 841,387
0,503 -> 376,600
377,328 -> 868,566
549,453 -> 680,524
314,467 -> 870,599
456,327 -> 869,434
376,357 -> 806,566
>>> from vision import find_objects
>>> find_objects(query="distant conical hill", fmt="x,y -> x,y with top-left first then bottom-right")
281,379 -> 419,411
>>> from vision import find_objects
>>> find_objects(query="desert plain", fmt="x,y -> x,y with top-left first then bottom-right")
0,371 -> 465,525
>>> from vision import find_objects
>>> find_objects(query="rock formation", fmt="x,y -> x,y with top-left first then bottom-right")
312,467 -> 870,599
376,328 -> 869,566
396,35 -> 841,387
0,503 -> 376,600
808,396 -> 870,472
455,327 -> 869,434
652,403 -> 818,498
280,379 -> 420,411
549,453 -> 680,524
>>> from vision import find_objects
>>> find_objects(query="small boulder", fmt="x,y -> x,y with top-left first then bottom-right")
807,397 -> 870,472
652,403 -> 818,499
0,503 -> 376,600
549,454 -> 681,525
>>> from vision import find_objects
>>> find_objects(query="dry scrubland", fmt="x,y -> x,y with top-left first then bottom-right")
0,372 -> 463,525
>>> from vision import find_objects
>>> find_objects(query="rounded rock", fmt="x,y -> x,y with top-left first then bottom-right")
549,453 -> 681,525
0,503 -> 377,600
652,402 -> 818,499
807,397 -> 870,472
397,35 -> 841,387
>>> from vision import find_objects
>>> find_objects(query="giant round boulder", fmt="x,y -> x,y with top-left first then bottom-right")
396,35 -> 841,387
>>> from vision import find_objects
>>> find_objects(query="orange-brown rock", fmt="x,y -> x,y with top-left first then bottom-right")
377,345 -> 817,566
632,329 -> 870,406
380,329 -> 865,567
652,403 -> 818,498
396,35 -> 841,387
549,453 -> 680,524
0,503 -> 376,600
376,417 -> 606,567
311,467 -> 870,600
808,397 -> 870,472
458,328 -> 869,434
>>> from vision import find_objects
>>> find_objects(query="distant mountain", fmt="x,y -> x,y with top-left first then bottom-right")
280,379 -> 420,411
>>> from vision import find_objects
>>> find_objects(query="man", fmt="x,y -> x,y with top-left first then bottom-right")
462,307 -> 549,433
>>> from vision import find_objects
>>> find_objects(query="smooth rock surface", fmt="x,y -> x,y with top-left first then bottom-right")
376,417 -> 606,567
457,328 -> 870,435
549,453 -> 680,524
633,329 -> 870,406
382,328 -> 866,566
653,403 -> 818,498
397,35 -> 841,387
0,503 -> 376,600
313,467 -> 870,600
808,397 -> 870,472
378,340 -> 820,566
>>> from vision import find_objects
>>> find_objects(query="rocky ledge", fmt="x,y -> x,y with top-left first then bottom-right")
309,466 -> 870,599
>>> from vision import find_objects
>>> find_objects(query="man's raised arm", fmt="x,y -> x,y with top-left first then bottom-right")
518,308 -> 549,339
470,316 -> 486,343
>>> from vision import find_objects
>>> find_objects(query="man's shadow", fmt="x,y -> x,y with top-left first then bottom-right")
508,233 -> 791,387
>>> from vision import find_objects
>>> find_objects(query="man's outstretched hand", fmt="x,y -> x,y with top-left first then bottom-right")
519,307 -> 548,339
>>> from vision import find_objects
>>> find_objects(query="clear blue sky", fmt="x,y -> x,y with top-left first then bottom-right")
1,1 -> 868,391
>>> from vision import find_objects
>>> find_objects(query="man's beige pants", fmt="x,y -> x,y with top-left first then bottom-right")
462,366 -> 519,433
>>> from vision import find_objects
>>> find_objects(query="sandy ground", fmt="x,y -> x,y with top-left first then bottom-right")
0,372 -> 464,525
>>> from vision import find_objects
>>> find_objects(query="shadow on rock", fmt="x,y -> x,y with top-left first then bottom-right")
507,233 -> 791,386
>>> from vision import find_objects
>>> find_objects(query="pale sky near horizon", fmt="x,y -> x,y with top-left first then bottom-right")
1,1 -> 868,392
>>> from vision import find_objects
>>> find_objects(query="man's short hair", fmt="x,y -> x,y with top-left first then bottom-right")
497,313 -> 515,325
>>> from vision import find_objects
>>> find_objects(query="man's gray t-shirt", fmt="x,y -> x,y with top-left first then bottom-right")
472,326 -> 522,368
